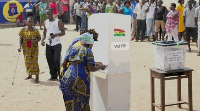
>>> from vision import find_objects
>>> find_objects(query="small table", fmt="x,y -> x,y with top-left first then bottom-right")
150,68 -> 193,111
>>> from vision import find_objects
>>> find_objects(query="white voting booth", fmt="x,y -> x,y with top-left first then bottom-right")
88,13 -> 131,111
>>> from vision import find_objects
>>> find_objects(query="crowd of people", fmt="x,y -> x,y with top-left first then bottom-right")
70,0 -> 200,55
16,0 -> 69,29
72,0 -> 200,55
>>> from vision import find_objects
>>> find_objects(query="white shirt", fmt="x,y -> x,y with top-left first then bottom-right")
146,4 -> 155,18
24,3 -> 33,12
134,3 -> 148,20
195,6 -> 200,23
74,2 -> 82,17
45,19 -> 61,46
183,7 -> 196,27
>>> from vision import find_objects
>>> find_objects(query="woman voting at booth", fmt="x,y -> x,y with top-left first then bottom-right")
59,32 -> 106,110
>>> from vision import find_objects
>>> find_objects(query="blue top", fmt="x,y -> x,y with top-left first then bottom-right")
122,7 -> 132,15
131,0 -> 137,19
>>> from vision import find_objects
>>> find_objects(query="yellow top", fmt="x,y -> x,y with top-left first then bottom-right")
176,4 -> 185,32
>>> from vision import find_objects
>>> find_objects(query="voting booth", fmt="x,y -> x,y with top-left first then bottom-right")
88,13 -> 131,111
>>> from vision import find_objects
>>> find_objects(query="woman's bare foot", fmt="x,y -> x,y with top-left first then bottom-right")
24,75 -> 32,80
34,75 -> 39,83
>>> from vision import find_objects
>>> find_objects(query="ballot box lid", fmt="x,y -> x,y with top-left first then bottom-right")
152,41 -> 188,46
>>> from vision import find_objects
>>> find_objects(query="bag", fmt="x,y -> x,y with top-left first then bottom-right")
27,40 -> 31,48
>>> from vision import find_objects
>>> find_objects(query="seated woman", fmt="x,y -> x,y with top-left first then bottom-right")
16,12 -> 26,27
59,32 -> 106,110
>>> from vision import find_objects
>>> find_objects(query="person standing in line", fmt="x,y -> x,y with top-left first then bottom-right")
105,0 -> 117,13
80,0 -> 88,31
177,0 -> 185,41
154,0 -> 168,41
96,1 -> 102,13
62,0 -> 69,24
165,3 -> 179,41
24,0 -> 33,17
118,1 -> 132,15
115,0 -> 122,13
130,0 -> 138,41
18,17 -> 41,83
183,0 -> 197,52
57,0 -> 66,29
74,0 -> 82,31
145,0 -> 155,42
101,0 -> 108,13
41,9 -> 65,80
33,0 -> 42,29
36,0 -> 47,29
134,0 -> 148,42
194,0 -> 200,56
49,0 -> 57,18
71,0 -> 77,23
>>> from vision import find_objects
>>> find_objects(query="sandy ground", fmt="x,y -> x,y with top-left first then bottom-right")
0,25 -> 200,111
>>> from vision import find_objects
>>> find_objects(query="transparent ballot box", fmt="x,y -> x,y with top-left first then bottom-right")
152,41 -> 187,71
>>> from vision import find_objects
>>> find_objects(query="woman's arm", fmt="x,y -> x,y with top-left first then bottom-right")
62,58 -> 69,69
87,65 -> 106,72
118,8 -> 124,14
18,36 -> 23,52
172,11 -> 178,18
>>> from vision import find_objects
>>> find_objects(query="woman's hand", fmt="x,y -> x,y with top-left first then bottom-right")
41,41 -> 45,46
100,65 -> 106,70
33,40 -> 39,44
18,48 -> 21,52
95,62 -> 103,66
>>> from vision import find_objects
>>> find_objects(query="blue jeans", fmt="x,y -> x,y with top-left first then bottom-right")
146,18 -> 155,36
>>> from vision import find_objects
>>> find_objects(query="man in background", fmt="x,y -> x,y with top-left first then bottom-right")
36,0 -> 47,29
33,0 -> 42,29
62,0 -> 69,25
57,0 -> 66,29
74,0 -> 82,31
24,0 -> 33,17
183,0 -> 197,52
115,0 -> 122,13
185,0 -> 199,8
130,0 -> 138,41
49,0 -> 57,18
194,0 -> 200,56
134,0 -> 148,42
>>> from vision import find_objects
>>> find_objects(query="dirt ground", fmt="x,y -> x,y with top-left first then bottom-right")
0,25 -> 200,111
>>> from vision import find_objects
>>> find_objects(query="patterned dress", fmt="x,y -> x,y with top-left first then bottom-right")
60,46 -> 95,111
165,10 -> 179,33
18,27 -> 41,75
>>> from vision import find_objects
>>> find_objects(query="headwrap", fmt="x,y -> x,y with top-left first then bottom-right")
83,5 -> 97,17
80,32 -> 94,44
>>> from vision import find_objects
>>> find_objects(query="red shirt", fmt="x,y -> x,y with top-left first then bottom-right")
62,0 -> 69,12
49,2 -> 57,14
18,15 -> 23,21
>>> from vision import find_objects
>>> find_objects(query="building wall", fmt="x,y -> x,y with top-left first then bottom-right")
0,0 -> 38,23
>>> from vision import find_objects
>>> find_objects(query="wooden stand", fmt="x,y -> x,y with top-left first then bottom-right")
150,67 -> 193,111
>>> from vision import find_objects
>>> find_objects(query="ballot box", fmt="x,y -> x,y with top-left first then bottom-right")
88,13 -> 131,111
152,41 -> 187,71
